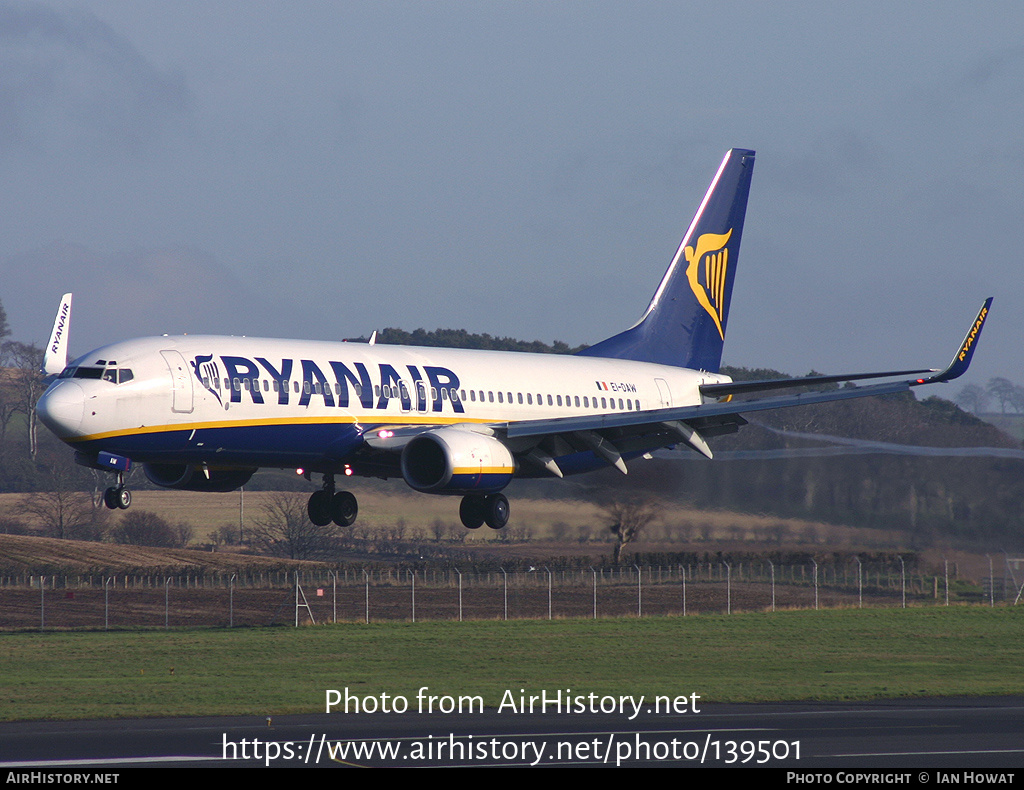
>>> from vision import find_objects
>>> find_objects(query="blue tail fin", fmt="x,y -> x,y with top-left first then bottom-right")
579,148 -> 755,372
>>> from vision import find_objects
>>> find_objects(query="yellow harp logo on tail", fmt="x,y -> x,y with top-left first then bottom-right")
684,229 -> 732,340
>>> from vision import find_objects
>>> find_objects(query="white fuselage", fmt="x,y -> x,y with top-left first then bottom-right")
38,334 -> 730,475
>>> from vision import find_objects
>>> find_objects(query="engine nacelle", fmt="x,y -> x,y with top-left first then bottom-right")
143,463 -> 256,493
401,428 -> 516,494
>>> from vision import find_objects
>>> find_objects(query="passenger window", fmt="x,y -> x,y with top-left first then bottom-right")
517,393 -> 523,404
574,396 -> 580,407
527,393 -> 533,405
556,395 -> 562,406
601,397 -> 606,408
202,377 -> 210,388
470,390 -> 476,402
498,392 -> 503,404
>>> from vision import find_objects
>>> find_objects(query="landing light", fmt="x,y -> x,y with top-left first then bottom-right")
296,468 -> 304,475
344,465 -> 353,477
377,429 -> 394,439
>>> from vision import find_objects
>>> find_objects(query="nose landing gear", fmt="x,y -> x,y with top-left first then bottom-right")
102,470 -> 132,510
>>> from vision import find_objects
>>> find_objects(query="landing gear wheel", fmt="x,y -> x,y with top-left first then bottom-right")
104,486 -> 131,510
459,495 -> 486,530
331,491 -> 358,527
307,489 -> 332,526
484,493 -> 509,530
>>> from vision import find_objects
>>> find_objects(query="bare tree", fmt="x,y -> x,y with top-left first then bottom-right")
1,342 -> 45,460
987,377 -> 1015,414
954,383 -> 990,414
247,491 -> 340,559
601,496 -> 660,565
19,453 -> 106,540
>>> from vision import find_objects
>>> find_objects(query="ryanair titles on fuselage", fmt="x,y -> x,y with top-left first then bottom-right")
191,353 -> 465,414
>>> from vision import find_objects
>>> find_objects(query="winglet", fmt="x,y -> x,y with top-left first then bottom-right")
42,293 -> 72,377
913,298 -> 992,385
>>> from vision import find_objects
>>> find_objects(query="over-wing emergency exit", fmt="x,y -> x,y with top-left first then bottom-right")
35,149 -> 992,530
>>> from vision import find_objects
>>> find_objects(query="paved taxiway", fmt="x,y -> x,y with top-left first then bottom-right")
2,697 -> 1022,768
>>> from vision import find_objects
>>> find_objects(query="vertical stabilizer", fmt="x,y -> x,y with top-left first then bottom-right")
42,293 -> 72,377
579,148 -> 754,371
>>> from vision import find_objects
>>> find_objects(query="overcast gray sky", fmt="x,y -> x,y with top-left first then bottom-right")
2,1 -> 1021,389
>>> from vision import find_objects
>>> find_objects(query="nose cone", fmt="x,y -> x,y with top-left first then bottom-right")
37,381 -> 85,437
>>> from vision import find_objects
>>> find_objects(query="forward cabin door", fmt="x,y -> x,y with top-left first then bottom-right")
160,350 -> 195,414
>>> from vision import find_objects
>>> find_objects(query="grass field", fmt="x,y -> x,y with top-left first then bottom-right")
2,607 -> 1021,722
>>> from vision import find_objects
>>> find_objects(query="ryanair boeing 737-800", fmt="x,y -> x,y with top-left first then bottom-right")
35,149 -> 991,530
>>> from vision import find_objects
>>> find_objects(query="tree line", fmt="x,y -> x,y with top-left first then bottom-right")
956,379 -> 1024,414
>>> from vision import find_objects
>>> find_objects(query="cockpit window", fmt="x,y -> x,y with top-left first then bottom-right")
62,366 -> 134,384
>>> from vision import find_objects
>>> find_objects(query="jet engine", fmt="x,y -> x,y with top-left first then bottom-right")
143,463 -> 256,492
400,428 -> 516,494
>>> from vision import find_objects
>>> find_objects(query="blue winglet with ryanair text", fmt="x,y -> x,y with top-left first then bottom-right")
912,297 -> 993,385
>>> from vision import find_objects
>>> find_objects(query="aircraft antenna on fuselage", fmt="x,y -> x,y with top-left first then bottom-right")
42,293 -> 72,377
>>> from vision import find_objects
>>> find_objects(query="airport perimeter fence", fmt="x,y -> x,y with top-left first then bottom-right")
2,559 -> 1018,630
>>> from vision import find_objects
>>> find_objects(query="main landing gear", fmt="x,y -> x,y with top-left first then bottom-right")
459,493 -> 509,530
308,473 -> 358,527
103,472 -> 131,510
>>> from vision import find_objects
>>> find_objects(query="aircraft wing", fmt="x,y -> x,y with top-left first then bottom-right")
501,298 -> 992,470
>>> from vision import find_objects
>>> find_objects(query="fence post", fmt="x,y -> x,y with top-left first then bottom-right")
590,567 -> 597,620
500,567 -> 508,621
363,569 -> 370,624
230,573 -> 236,627
634,564 -> 642,617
